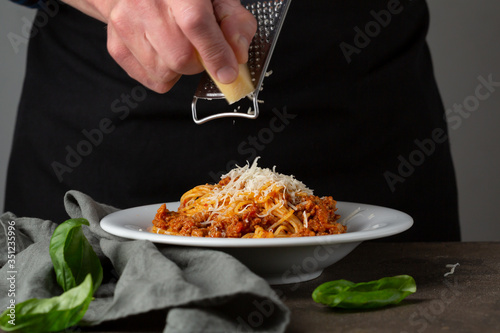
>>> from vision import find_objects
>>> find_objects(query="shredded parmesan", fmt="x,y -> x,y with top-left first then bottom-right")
339,207 -> 362,226
205,157 -> 312,218
257,202 -> 283,218
220,157 -> 312,198
444,263 -> 460,277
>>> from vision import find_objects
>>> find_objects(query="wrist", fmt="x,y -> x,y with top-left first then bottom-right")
60,0 -> 111,23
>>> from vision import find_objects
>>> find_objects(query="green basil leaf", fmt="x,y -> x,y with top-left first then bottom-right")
0,274 -> 93,332
312,275 -> 416,309
49,218 -> 103,294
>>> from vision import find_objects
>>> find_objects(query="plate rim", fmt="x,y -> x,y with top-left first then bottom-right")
100,201 -> 413,248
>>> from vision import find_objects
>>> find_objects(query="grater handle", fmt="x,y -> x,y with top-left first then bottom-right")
191,94 -> 260,125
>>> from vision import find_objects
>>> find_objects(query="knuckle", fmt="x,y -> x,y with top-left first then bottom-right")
149,77 -> 179,94
141,56 -> 159,74
201,41 -> 228,64
108,12 -> 128,34
151,84 -> 170,94
177,7 -> 211,34
107,40 -> 127,62
168,53 -> 192,73
245,12 -> 258,33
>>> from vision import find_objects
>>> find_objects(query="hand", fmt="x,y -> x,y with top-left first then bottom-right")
62,0 -> 257,93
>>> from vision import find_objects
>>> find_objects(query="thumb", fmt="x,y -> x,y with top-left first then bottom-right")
171,0 -> 256,84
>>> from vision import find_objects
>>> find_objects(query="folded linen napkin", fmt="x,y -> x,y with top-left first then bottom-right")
0,190 -> 290,332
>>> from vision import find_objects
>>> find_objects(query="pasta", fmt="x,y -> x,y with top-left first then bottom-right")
151,158 -> 346,238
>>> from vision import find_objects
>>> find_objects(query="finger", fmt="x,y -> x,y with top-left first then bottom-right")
107,23 -> 181,93
134,0 -> 203,76
214,0 -> 257,64
107,2 -> 188,85
169,0 -> 239,84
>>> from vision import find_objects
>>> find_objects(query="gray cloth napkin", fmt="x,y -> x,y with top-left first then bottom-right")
0,190 -> 290,332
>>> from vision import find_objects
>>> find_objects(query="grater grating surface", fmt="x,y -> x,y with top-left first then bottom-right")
191,0 -> 291,124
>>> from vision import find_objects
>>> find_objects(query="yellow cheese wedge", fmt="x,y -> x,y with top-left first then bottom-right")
206,63 -> 255,104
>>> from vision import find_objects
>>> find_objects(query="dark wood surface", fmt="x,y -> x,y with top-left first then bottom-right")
280,242 -> 500,332
83,242 -> 500,332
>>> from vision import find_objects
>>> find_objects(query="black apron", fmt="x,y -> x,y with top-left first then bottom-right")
5,0 -> 460,241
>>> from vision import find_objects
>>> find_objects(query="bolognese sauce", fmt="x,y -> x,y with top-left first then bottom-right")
150,159 -> 346,238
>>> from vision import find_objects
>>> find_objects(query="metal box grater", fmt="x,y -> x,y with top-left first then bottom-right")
191,0 -> 291,124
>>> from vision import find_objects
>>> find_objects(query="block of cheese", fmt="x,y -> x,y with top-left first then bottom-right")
207,63 -> 255,104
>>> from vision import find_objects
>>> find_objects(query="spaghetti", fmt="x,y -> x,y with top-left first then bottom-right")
151,158 -> 346,238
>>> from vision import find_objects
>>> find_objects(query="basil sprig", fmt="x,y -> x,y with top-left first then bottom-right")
0,218 -> 103,332
49,218 -> 103,293
312,275 -> 416,309
0,274 -> 93,332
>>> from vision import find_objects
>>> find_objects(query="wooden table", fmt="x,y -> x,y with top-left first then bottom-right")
85,242 -> 500,332
281,242 -> 500,333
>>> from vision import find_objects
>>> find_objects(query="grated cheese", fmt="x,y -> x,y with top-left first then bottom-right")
206,157 -> 312,217
444,263 -> 460,277
339,207 -> 362,226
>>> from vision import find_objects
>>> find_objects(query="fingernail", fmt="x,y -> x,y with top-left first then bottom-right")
239,35 -> 250,51
238,35 -> 250,63
217,66 -> 238,84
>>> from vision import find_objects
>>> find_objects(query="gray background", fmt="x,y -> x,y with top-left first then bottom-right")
1,1 -> 499,241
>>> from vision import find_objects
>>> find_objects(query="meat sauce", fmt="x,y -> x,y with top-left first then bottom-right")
151,195 -> 346,238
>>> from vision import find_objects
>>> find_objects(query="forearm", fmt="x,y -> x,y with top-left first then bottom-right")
60,0 -> 109,22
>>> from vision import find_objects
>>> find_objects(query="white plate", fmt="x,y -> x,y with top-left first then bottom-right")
100,201 -> 413,285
